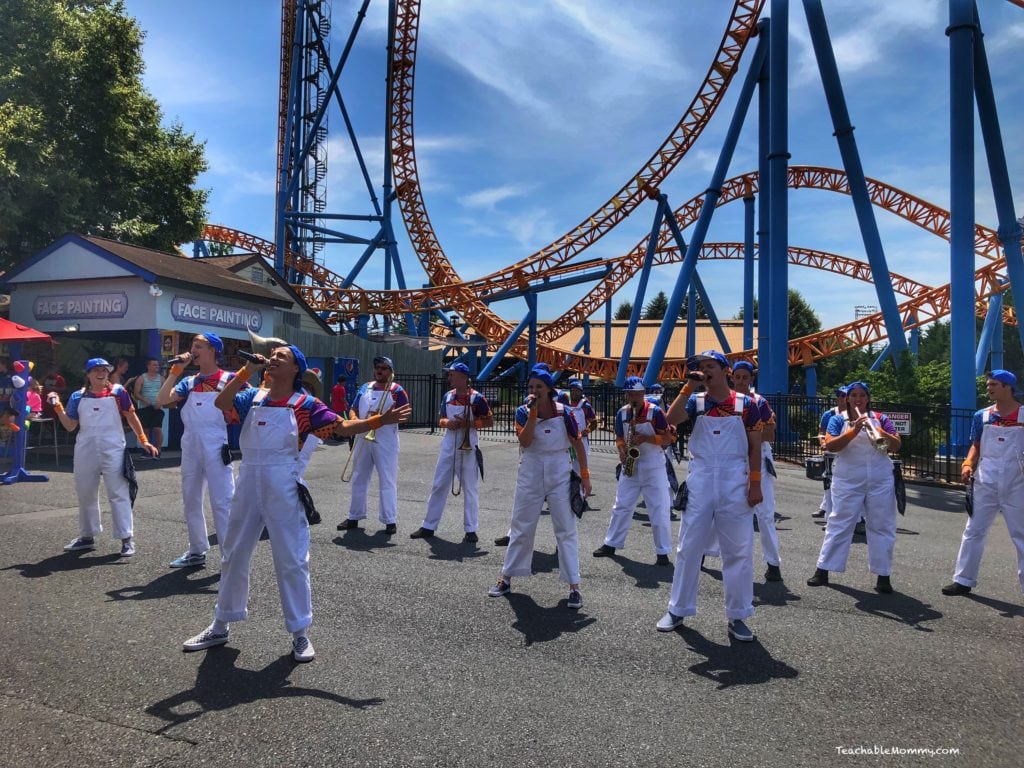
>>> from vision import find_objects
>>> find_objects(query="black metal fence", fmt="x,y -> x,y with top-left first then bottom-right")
398,377 -> 976,485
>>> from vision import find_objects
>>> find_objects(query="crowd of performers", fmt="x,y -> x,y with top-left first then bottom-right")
38,334 -> 1024,661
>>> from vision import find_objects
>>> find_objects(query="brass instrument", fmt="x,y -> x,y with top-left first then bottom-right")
855,407 -> 889,452
247,329 -> 289,356
451,400 -> 474,496
341,373 -> 394,482
623,406 -> 640,477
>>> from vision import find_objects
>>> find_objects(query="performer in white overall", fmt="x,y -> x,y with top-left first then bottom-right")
52,358 -> 158,556
658,350 -> 763,642
807,380 -> 901,593
488,368 -> 592,609
593,376 -> 673,565
411,362 -> 494,542
157,332 -> 244,569
565,378 -> 597,476
943,369 -> 1024,596
338,355 -> 410,535
182,345 -> 410,661
814,387 -> 848,519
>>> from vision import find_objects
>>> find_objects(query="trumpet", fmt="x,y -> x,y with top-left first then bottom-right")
451,402 -> 474,496
855,407 -> 889,453
341,373 -> 394,482
623,408 -> 640,477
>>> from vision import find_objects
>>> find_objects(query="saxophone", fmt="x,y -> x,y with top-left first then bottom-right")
624,407 -> 640,477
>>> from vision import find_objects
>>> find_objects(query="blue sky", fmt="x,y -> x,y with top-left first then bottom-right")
124,0 -> 1024,335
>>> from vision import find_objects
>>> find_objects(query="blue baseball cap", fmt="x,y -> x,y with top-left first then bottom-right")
373,356 -> 393,369
686,349 -> 730,371
834,386 -> 849,397
846,380 -> 870,395
84,357 -> 113,372
445,362 -> 470,375
623,376 -> 646,392
732,361 -> 755,375
197,332 -> 223,354
287,345 -> 307,391
649,383 -> 664,392
528,368 -> 555,390
531,362 -> 552,373
988,369 -> 1017,387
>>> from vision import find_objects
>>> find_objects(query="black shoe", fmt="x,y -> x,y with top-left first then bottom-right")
409,527 -> 434,539
382,524 -> 397,535
670,512 -> 681,522
764,564 -> 783,582
774,513 -> 783,523
463,532 -> 478,543
494,535 -> 510,547
941,581 -> 971,596
656,554 -> 672,567
811,509 -> 826,519
752,516 -> 760,532
806,568 -> 829,587
874,575 -> 893,594
854,521 -> 866,536
592,544 -> 616,558
337,519 -> 359,531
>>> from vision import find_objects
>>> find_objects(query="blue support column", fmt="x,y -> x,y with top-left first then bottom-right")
975,292 -> 1003,375
692,271 -> 732,353
757,25 -> 772,384
616,197 -> 667,386
743,186 -> 755,350
804,363 -> 817,398
525,292 -> 538,372
476,307 -> 536,382
357,314 -> 370,339
766,0 -> 790,395
686,283 -> 697,357
581,320 -> 591,386
604,299 -> 612,359
948,0 -> 977,453
803,0 -> 907,359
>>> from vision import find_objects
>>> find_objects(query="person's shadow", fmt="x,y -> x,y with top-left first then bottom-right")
612,554 -> 674,590
145,647 -> 384,734
332,529 -> 396,553
964,592 -> 1024,619
753,579 -> 802,608
671,625 -> 799,690
504,593 -> 597,646
829,583 -> 943,632
106,569 -> 220,602
423,536 -> 488,563
2,550 -> 123,578
529,550 -> 561,575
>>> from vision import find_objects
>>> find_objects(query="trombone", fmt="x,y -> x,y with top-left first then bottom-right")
855,407 -> 889,453
451,402 -> 474,496
341,372 -> 394,482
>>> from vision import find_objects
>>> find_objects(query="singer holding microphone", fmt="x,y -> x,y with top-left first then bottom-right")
156,332 -> 245,570
807,380 -> 901,593
487,366 -> 592,609
182,344 -> 411,662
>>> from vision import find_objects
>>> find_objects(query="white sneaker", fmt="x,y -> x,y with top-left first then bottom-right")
292,635 -> 315,663
183,626 -> 229,652
170,551 -> 206,568
63,537 -> 96,552
120,538 -> 135,557
656,612 -> 685,632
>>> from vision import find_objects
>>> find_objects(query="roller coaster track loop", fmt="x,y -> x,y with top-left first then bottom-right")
389,0 -> 763,290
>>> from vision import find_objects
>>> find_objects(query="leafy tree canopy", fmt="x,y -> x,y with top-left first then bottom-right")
0,0 -> 208,270
613,301 -> 633,321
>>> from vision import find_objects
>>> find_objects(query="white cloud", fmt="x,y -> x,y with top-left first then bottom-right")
459,184 -> 534,210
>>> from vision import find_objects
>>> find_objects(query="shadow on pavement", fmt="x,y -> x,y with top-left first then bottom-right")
505,592 -> 597,646
2,550 -> 124,578
146,647 -> 383,734
529,550 -> 560,575
613,554 -> 674,590
423,536 -> 488,562
828,583 -> 943,631
105,568 -> 220,602
753,579 -> 802,607
332,530 -> 396,553
673,625 -> 799,690
964,592 -> 1024,619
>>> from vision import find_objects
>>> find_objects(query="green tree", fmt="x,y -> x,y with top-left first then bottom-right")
0,0 -> 208,270
207,241 -> 235,257
679,293 -> 708,320
736,289 -> 822,339
642,291 -> 669,320
614,301 -> 633,320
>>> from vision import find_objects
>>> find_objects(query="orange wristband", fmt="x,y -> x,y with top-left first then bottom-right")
749,471 -> 762,481
170,363 -> 186,377
474,418 -> 486,429
580,469 -> 590,479
366,414 -> 384,430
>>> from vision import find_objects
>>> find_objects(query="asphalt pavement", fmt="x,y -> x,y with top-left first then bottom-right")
1,432 -> 1021,767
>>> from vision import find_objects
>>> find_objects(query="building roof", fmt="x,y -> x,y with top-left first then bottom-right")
547,319 -> 750,359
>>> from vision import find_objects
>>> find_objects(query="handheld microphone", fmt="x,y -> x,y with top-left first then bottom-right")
167,352 -> 192,365
238,350 -> 264,365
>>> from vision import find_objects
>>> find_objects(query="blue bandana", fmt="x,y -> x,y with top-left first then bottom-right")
846,380 -> 870,396
445,362 -> 470,375
198,332 -> 223,354
567,378 -> 583,390
288,345 -> 307,391
528,369 -> 555,390
373,356 -> 393,370
988,369 -> 1017,387
732,361 -> 755,375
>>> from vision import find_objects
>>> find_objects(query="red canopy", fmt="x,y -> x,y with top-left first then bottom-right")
0,317 -> 52,343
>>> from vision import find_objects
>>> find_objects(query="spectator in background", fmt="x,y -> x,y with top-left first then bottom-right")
110,357 -> 131,386
42,366 -> 67,418
0,357 -> 12,410
26,379 -> 43,416
331,375 -> 347,414
134,358 -> 166,450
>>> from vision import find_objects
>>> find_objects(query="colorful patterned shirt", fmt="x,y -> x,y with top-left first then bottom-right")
969,404 -> 1023,446
684,391 -> 763,432
232,388 -> 343,446
66,385 -> 134,420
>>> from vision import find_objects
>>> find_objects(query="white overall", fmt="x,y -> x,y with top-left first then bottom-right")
503,406 -> 581,584
345,383 -> 400,525
952,410 -> 1024,591
820,407 -> 842,514
667,395 -> 753,620
817,413 -> 896,576
215,393 -> 312,633
567,399 -> 590,476
73,391 -> 133,540
603,405 -> 672,556
179,372 -> 235,555
422,393 -> 481,533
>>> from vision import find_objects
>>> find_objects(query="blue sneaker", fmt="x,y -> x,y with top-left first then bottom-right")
487,579 -> 511,598
567,589 -> 583,609
119,538 -> 135,557
170,551 -> 207,569
727,619 -> 755,642
63,536 -> 96,552
292,635 -> 315,663
656,612 -> 685,632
